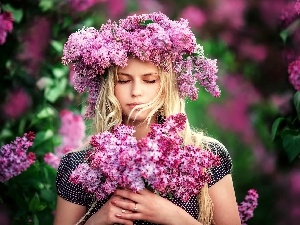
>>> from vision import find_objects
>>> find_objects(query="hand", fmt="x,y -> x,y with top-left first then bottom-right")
86,194 -> 135,225
112,189 -> 184,225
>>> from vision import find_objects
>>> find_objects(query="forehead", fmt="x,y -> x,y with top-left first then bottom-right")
118,58 -> 159,75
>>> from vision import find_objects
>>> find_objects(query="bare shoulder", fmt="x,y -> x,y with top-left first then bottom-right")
54,196 -> 86,225
209,174 -> 241,225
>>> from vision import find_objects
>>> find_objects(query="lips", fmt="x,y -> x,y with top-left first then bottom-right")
127,103 -> 142,109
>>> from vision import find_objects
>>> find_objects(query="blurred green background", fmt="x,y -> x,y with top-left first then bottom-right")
1,0 -> 300,224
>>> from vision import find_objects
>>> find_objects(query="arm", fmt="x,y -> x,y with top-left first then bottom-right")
209,174 -> 241,225
54,196 -> 86,225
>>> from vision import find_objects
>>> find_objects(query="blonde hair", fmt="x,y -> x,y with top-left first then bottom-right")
90,65 -> 214,224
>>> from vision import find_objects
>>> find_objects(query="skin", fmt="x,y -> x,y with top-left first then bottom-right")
54,58 -> 241,225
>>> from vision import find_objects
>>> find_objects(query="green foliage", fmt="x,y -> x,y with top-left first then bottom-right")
271,91 -> 300,162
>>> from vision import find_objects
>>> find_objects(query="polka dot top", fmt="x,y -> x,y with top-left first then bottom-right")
56,141 -> 232,224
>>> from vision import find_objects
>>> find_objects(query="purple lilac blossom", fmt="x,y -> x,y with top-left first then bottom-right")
62,12 -> 220,118
70,113 -> 220,202
279,2 -> 300,29
238,189 -> 259,224
0,132 -> 36,182
288,58 -> 300,91
0,11 -> 13,45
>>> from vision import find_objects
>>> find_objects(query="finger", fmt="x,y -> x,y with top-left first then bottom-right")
114,189 -> 142,202
112,199 -> 138,213
116,212 -> 143,221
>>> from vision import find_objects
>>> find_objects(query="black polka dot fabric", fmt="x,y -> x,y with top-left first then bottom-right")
56,141 -> 232,224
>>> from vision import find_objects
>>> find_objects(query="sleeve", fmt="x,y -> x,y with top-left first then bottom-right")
56,152 -> 87,206
207,141 -> 232,187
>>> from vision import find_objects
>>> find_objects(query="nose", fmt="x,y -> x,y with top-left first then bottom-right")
131,80 -> 142,97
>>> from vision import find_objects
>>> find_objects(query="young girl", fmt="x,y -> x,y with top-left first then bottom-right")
54,12 -> 241,225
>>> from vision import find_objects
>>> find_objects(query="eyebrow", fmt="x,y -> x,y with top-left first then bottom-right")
117,72 -> 158,77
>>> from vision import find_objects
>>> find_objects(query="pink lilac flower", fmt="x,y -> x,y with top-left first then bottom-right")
2,88 -> 32,119
70,113 -> 220,202
259,0 -> 286,28
288,58 -> 300,90
0,11 -> 13,45
179,6 -> 207,29
0,132 -> 36,182
63,12 -> 220,118
17,17 -> 51,76
238,189 -> 259,224
44,153 -> 61,169
55,110 -> 86,157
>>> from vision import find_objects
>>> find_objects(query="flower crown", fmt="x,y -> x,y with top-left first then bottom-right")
62,12 -> 220,118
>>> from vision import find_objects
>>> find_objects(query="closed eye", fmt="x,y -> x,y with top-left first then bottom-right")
144,80 -> 157,84
117,80 -> 130,84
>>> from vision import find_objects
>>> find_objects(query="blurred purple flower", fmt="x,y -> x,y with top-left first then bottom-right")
54,110 -> 86,157
17,17 -> 51,76
259,0 -> 286,28
279,1 -> 300,29
44,152 -> 61,169
0,11 -> 13,45
211,0 -> 246,29
2,88 -> 32,119
296,0 -> 300,14
288,58 -> 300,90
68,0 -> 107,12
179,5 -> 207,29
0,132 -> 36,182
238,41 -> 267,62
270,92 -> 293,114
238,189 -> 259,224
137,0 -> 164,13
106,0 -> 126,19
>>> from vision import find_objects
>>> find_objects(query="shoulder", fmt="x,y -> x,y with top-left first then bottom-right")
203,137 -> 233,187
58,149 -> 87,171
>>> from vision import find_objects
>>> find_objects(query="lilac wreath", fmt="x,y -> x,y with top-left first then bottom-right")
62,12 -> 220,118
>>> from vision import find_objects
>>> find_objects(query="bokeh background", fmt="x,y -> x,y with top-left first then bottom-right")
1,0 -> 300,224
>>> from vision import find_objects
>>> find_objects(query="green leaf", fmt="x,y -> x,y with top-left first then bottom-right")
282,130 -> 300,162
50,40 -> 64,53
37,107 -> 56,119
271,117 -> 286,141
39,0 -> 54,12
44,78 -> 67,102
52,67 -> 67,79
2,4 -> 23,23
34,130 -> 54,146
294,91 -> 300,117
29,193 -> 40,211
140,19 -> 154,26
33,214 -> 39,225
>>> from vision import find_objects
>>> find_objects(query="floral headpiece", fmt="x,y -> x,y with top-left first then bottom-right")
62,12 -> 220,118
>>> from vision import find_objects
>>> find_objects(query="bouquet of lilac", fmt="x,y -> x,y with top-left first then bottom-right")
70,113 -> 220,202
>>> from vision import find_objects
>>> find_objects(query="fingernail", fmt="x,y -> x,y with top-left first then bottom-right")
116,214 -> 122,217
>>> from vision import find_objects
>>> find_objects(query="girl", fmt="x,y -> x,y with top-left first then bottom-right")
54,12 -> 241,225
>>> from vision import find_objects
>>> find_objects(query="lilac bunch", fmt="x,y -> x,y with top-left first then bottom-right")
0,132 -> 36,182
137,113 -> 220,201
70,124 -> 142,200
238,189 -> 259,225
70,113 -> 220,202
62,12 -> 220,118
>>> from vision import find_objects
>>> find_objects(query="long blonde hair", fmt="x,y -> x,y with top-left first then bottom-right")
91,65 -> 214,224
